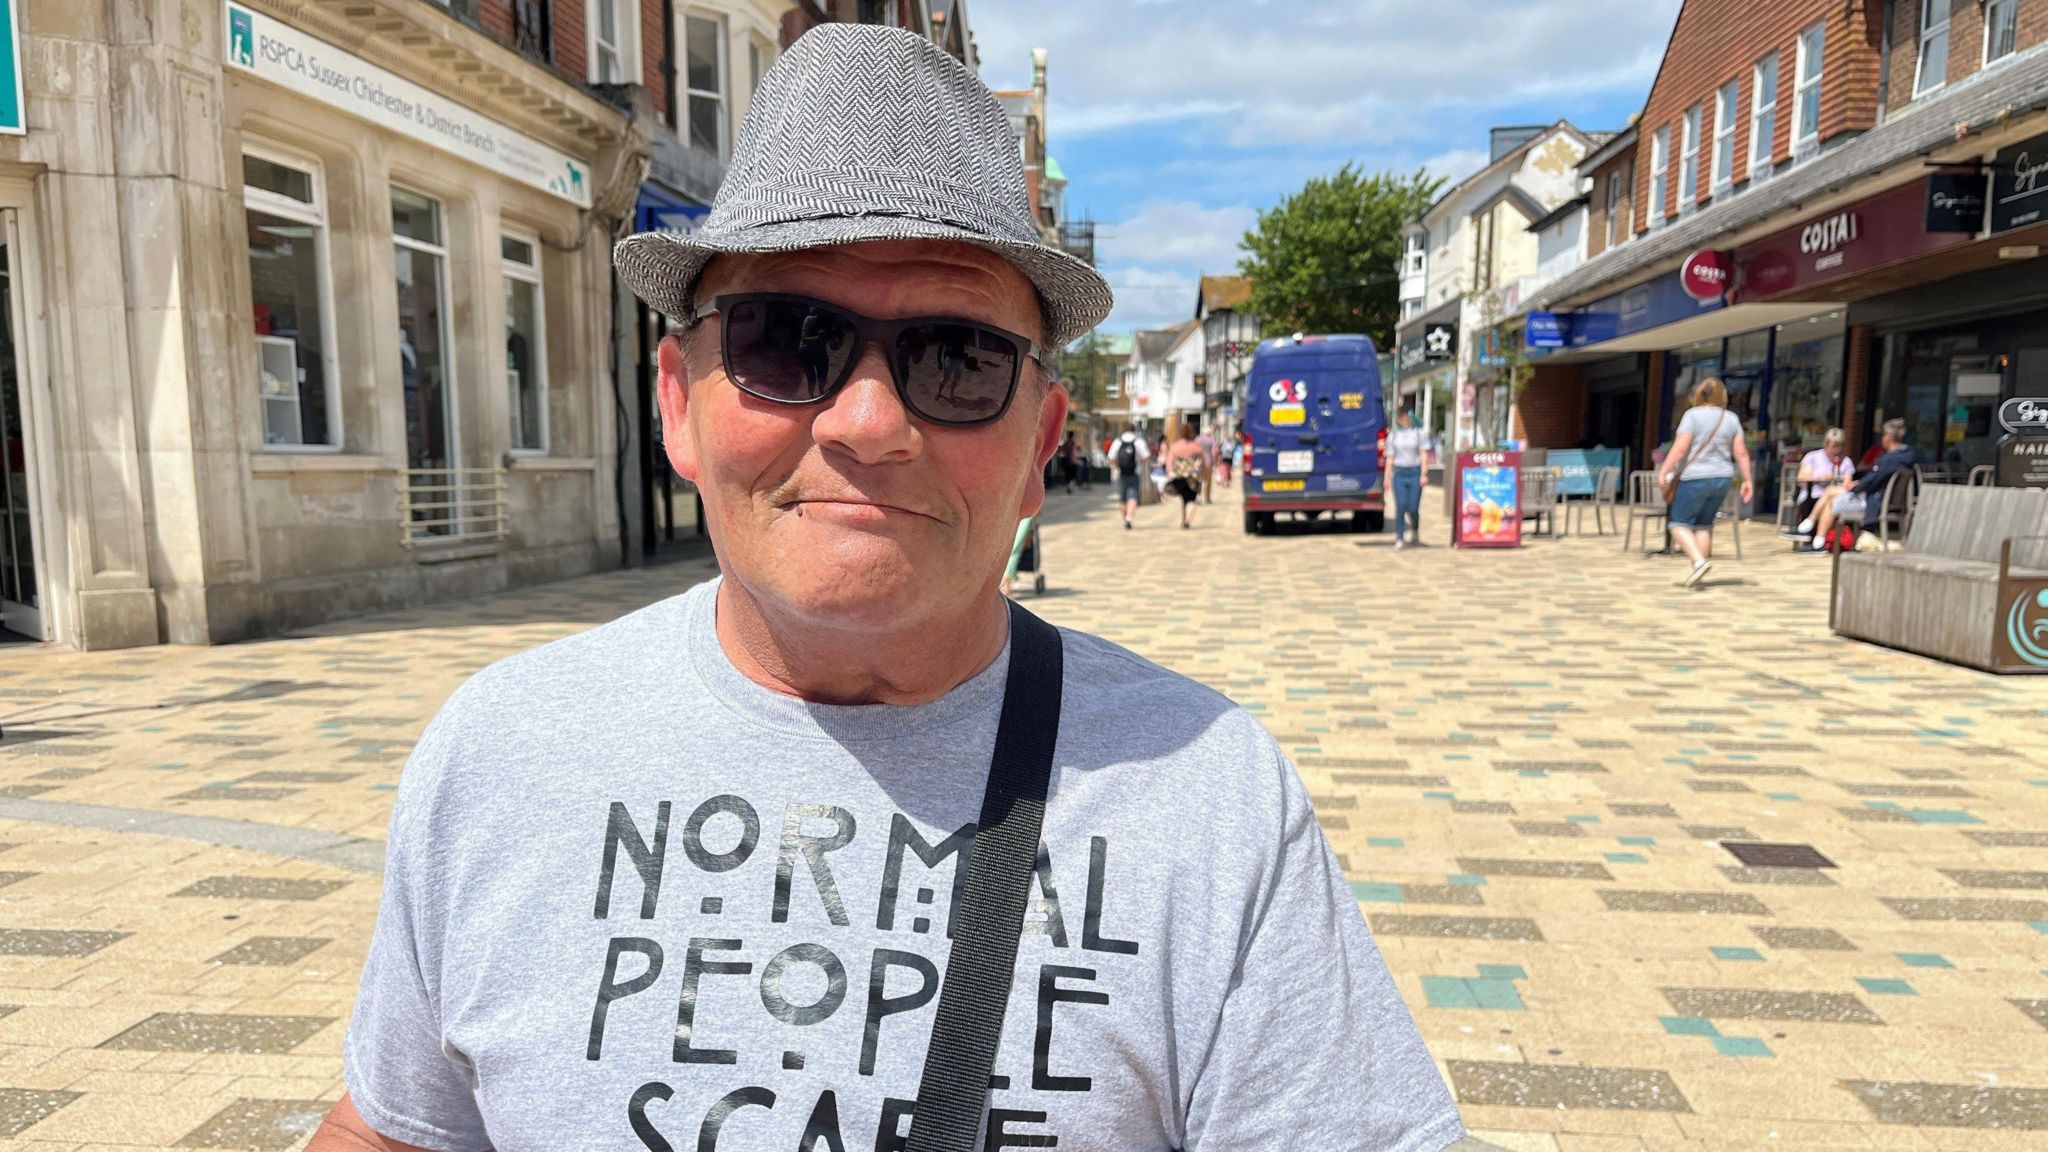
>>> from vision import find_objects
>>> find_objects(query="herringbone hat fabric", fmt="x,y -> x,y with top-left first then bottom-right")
613,23 -> 1112,347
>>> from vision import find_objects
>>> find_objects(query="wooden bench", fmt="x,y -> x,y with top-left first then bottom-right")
1832,484 -> 2048,673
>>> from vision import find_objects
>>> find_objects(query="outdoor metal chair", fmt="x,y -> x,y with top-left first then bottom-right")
1519,468 -> 1560,538
1777,467 -> 1803,529
1622,470 -> 1667,552
1969,464 -> 1995,486
1570,465 -> 1621,536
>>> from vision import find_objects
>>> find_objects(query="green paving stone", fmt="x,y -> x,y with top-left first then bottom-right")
1766,792 -> 1800,800
1712,946 -> 1765,962
1446,874 -> 1486,886
1710,1035 -> 1773,1057
1857,978 -> 1916,996
1606,852 -> 1647,863
1422,976 -> 1478,1009
1476,964 -> 1527,981
1349,882 -> 1404,903
1660,1015 -> 1720,1037
1367,837 -> 1404,848
1566,815 -> 1600,823
1469,979 -> 1525,1010
1619,836 -> 1656,846
1895,953 -> 1952,969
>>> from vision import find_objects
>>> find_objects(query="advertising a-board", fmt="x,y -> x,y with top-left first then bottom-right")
1454,451 -> 1521,548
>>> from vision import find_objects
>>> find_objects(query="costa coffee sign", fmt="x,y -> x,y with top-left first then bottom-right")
1729,176 -> 1976,304
1680,249 -> 1733,301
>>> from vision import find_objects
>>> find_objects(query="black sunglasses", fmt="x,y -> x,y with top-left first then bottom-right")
690,293 -> 1043,427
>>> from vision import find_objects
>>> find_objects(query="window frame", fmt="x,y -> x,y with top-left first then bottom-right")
1648,125 -> 1670,228
390,184 -> 461,474
1750,52 -> 1779,184
1678,105 -> 1701,215
684,11 -> 730,159
587,0 -> 639,85
501,228 -> 550,457
1711,81 -> 1737,195
1404,232 -> 1426,275
1983,0 -> 2019,67
241,140 -> 342,454
1914,0 -> 1949,99
1605,170 -> 1623,248
1794,20 -> 1825,158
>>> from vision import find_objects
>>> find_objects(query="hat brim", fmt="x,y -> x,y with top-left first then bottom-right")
615,217 -> 1113,349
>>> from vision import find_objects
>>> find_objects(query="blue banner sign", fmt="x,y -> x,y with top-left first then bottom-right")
1525,312 -> 1566,348
1545,448 -> 1626,496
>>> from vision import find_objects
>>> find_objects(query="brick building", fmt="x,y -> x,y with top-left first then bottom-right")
1515,0 -> 2048,518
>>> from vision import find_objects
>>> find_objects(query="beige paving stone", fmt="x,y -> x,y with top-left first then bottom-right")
2,489 -> 2044,1148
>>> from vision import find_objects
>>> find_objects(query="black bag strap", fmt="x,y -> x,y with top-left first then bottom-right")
905,599 -> 1065,1152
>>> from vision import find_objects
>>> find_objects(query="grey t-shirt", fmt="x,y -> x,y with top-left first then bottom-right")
1675,405 -> 1743,480
344,580 -> 1463,1152
1386,427 -> 1433,470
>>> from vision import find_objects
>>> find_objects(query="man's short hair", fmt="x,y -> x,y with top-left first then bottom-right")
1882,418 -> 1907,443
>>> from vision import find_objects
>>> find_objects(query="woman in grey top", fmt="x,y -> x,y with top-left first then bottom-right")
1658,377 -> 1754,588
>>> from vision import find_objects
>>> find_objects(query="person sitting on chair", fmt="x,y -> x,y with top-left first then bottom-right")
1784,427 -> 1854,539
1806,419 -> 1914,553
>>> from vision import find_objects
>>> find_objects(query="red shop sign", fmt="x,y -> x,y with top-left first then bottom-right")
1680,249 -> 1734,300
1729,176 -> 1975,304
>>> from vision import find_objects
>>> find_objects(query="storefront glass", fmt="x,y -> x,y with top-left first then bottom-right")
242,152 -> 334,448
392,187 -> 453,480
502,235 -> 546,453
1878,311 -> 2048,470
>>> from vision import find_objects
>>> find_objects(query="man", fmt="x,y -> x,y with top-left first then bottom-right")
1808,418 -> 1916,553
314,24 -> 1463,1152
1384,407 -> 1432,550
1112,423 -> 1149,529
1782,427 -> 1853,540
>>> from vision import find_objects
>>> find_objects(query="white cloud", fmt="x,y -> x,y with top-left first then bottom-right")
976,0 -> 1679,150
1094,199 -> 1258,273
1095,265 -> 1200,333
1420,148 -> 1491,184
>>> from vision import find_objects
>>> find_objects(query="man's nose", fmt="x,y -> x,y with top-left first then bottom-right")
810,341 -> 919,464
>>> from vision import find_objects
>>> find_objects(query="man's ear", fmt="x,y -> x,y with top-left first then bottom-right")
656,331 -> 699,482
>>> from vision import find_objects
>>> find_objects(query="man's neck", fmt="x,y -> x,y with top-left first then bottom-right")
712,578 -> 1010,707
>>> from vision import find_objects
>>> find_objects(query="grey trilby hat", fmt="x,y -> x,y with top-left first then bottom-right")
614,23 -> 1112,348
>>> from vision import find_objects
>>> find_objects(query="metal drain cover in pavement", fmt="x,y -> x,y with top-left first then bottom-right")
1722,841 -> 1836,869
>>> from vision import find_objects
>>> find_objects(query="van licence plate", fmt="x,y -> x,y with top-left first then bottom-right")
1277,450 -> 1314,474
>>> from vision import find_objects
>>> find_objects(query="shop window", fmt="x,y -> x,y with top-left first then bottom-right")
1712,81 -> 1736,196
1795,21 -> 1824,158
1751,53 -> 1778,184
1678,106 -> 1700,215
1914,0 -> 1949,99
392,187 -> 455,479
589,0 -> 637,85
1985,0 -> 2019,66
1648,126 -> 1669,228
686,14 -> 728,158
503,234 -> 548,455
242,147 -> 338,450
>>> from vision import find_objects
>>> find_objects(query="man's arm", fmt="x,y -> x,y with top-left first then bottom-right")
306,1097 -> 435,1152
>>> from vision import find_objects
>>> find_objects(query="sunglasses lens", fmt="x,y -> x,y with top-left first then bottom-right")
723,297 -> 856,403
898,323 -> 1021,425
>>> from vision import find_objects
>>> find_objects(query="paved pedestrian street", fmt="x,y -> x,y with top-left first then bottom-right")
0,485 -> 2044,1151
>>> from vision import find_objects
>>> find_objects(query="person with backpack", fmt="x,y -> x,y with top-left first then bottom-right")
1657,376 -> 1754,588
1113,423 -> 1149,529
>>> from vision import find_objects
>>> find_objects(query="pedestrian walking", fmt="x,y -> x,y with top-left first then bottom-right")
1113,423 -> 1149,529
1196,425 -> 1218,504
1166,424 -> 1205,529
1659,376 -> 1754,588
1057,430 -> 1080,493
316,25 -> 1462,1152
1384,406 -> 1432,550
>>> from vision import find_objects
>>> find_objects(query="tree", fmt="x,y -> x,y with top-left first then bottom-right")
1237,165 -> 1443,348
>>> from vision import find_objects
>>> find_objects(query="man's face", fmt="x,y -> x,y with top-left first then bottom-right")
656,240 -> 1066,633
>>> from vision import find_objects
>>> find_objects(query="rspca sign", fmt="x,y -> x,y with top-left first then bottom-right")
223,3 -> 592,208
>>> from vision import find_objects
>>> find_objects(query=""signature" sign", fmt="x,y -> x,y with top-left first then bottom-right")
2000,397 -> 2048,433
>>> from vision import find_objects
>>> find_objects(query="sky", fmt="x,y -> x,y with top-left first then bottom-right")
973,0 -> 1685,336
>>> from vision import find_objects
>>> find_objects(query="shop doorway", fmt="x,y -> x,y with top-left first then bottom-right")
0,210 -> 46,641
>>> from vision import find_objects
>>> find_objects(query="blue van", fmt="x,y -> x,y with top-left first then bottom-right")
1241,334 -> 1386,534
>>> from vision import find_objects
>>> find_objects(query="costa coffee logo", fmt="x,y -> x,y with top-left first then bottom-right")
1800,212 -> 1860,255
1680,249 -> 1733,301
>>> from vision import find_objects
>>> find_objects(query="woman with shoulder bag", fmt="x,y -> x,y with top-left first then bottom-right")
1658,377 -> 1754,588
1165,425 -> 1206,529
